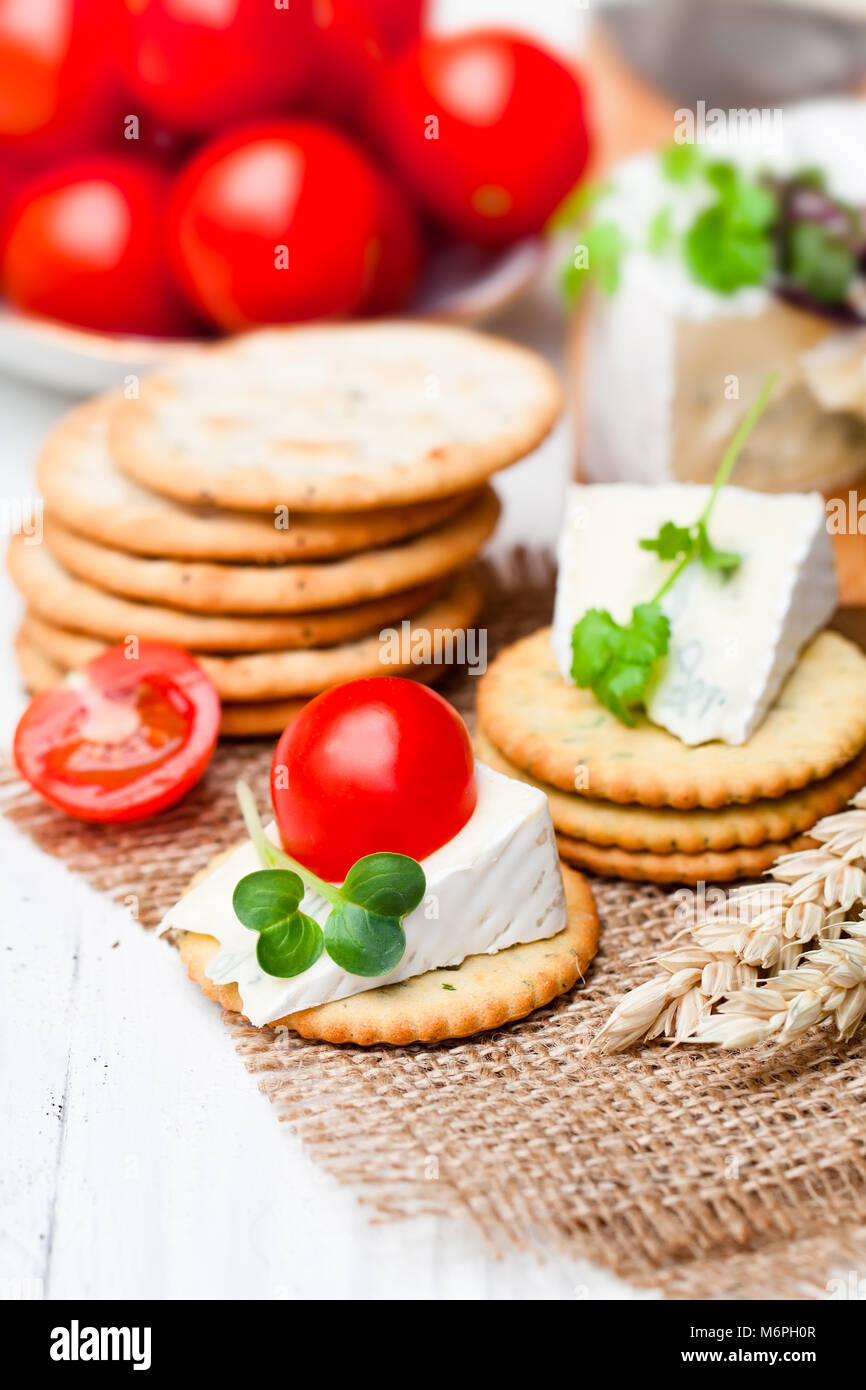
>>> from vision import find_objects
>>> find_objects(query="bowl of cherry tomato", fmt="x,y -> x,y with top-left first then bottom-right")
0,1 -> 590,392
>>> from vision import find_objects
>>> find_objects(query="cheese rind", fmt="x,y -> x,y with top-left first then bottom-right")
551,483 -> 839,746
160,763 -> 567,1027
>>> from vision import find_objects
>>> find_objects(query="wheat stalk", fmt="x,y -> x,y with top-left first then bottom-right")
593,789 -> 866,1053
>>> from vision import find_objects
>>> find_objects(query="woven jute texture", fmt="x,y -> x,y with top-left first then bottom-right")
5,548 -> 866,1300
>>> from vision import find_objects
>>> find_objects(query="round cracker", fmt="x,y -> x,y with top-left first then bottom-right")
9,535 -> 448,651
108,322 -> 562,512
39,486 -> 498,614
475,729 -> 866,852
22,569 -> 485,700
14,625 -> 64,691
177,863 -> 598,1045
556,832 -> 817,886
38,397 -> 473,561
477,627 -> 866,809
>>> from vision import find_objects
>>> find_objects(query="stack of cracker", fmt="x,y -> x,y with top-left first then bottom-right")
476,627 -> 866,885
12,323 -> 561,735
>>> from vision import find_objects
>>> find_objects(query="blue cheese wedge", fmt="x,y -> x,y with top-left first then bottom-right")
161,763 -> 567,1028
551,483 -> 838,747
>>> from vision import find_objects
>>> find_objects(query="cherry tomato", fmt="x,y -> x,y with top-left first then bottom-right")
306,0 -> 383,128
14,643 -> 221,823
2,156 -> 197,336
169,120 -> 382,329
120,0 -> 316,135
362,173 -> 423,315
0,0 -> 122,157
271,677 -> 477,881
370,31 -> 590,247
364,0 -> 426,55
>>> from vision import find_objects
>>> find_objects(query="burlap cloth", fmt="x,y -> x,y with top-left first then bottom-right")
5,548 -> 866,1301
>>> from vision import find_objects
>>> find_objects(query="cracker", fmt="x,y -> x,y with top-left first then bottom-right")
555,832 -> 817,885
177,862 -> 598,1044
15,623 -> 317,738
38,397 -> 473,561
108,322 -> 562,512
475,729 -> 866,852
8,535 -> 448,651
477,627 -> 866,809
21,569 -> 485,700
39,486 -> 498,613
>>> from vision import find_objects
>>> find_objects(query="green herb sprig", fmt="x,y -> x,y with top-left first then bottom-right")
232,781 -> 425,980
569,371 -> 778,726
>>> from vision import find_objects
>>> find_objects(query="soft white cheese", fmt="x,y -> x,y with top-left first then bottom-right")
161,763 -> 567,1027
579,98 -> 866,493
551,483 -> 838,746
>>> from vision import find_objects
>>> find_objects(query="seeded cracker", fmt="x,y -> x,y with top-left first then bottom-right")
108,322 -> 563,512
477,627 -> 866,808
177,859 -> 598,1045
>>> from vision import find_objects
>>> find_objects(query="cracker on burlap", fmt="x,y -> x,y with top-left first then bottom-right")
476,729 -> 866,852
6,549 -> 866,1299
108,322 -> 563,512
477,627 -> 866,808
19,570 -> 484,701
13,549 -> 448,655
39,397 -> 473,561
556,830 -> 817,885
178,864 -> 598,1045
38,487 -> 498,614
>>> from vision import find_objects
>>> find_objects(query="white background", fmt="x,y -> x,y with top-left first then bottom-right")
0,0 -> 654,1301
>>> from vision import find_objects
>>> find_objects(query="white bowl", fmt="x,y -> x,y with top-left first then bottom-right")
0,237 -> 546,396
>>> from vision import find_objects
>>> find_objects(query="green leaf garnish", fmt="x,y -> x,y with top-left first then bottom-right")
787,221 -> 857,305
569,373 -> 779,725
232,783 -> 425,982
232,869 -> 324,978
340,852 -> 426,918
673,157 -> 778,295
323,903 -> 407,978
647,205 -> 675,255
660,141 -> 705,184
684,205 -> 776,294
638,520 -> 694,562
570,603 -> 670,726
561,221 -> 627,303
696,519 -> 741,573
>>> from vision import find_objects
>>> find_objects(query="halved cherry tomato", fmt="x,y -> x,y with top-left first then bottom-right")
370,31 -> 590,247
362,172 -> 423,315
2,155 -> 198,336
14,643 -> 220,823
271,677 -> 476,881
169,120 -> 382,329
120,0 -> 316,135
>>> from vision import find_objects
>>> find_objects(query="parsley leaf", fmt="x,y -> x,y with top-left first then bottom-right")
570,603 -> 670,726
561,220 -> 627,303
696,519 -> 741,573
680,159 -> 778,295
639,520 -> 694,562
660,142 -> 705,184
